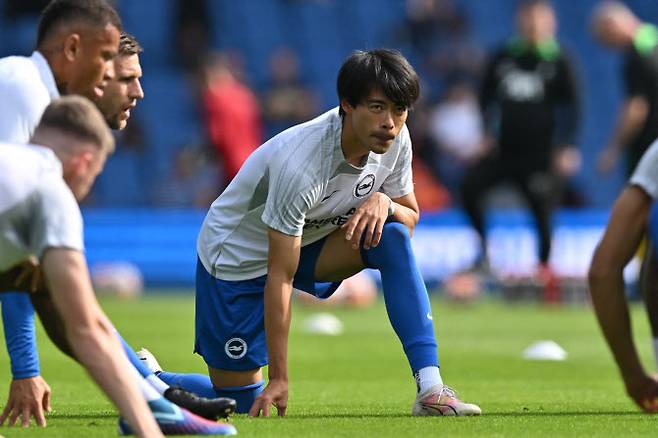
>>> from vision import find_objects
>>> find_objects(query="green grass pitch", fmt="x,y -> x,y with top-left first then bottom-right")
0,293 -> 657,437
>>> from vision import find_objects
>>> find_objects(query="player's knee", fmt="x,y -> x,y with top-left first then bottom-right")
380,222 -> 410,247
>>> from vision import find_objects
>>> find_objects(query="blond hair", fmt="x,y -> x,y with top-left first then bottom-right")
34,95 -> 115,154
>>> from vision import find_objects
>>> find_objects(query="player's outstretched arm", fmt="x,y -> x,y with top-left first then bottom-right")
588,185 -> 658,411
249,228 -> 301,418
41,248 -> 163,437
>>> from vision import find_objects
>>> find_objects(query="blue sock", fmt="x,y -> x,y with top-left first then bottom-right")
214,381 -> 265,414
116,332 -> 155,378
159,371 -> 218,399
360,222 -> 439,372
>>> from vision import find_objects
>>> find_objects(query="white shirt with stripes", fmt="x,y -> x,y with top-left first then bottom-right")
198,108 -> 414,281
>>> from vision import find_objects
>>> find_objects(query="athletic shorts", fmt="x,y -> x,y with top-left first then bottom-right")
194,236 -> 342,371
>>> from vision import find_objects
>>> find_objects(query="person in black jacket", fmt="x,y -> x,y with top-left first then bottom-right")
593,1 -> 658,177
460,0 -> 580,296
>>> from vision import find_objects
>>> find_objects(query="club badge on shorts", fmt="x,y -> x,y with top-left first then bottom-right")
225,338 -> 248,359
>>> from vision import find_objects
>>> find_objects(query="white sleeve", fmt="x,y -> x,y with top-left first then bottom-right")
261,158 -> 322,237
0,80 -> 40,143
30,176 -> 84,258
629,138 -> 658,199
380,125 -> 414,199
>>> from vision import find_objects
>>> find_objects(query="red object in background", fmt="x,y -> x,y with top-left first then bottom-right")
203,73 -> 262,184
412,158 -> 451,212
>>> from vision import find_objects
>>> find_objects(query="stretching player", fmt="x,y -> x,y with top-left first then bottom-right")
589,138 -> 658,412
0,0 -> 234,432
0,96 -> 163,436
140,49 -> 481,417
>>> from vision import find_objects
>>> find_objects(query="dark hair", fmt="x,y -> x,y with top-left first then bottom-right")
119,32 -> 143,56
337,49 -> 420,117
37,0 -> 122,46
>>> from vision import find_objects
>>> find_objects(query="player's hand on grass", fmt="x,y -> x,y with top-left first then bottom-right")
342,192 -> 391,250
248,379 -> 287,417
624,373 -> 658,413
0,375 -> 52,427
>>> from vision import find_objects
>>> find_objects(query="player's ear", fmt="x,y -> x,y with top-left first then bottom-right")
63,33 -> 81,62
340,99 -> 354,115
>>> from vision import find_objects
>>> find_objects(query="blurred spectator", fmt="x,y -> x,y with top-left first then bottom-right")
460,0 -> 581,295
401,0 -> 483,99
593,1 -> 658,177
151,145 -> 219,208
201,52 -> 262,187
173,0 -> 210,73
261,47 -> 319,140
426,81 -> 486,197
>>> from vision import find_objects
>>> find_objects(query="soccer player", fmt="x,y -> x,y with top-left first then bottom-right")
142,49 -> 481,417
0,0 -> 235,432
0,96 -> 163,436
460,0 -> 580,295
592,2 -> 658,177
589,137 -> 658,413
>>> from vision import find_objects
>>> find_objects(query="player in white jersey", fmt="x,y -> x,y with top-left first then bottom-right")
0,96 -> 163,436
589,138 -> 658,412
145,49 -> 481,418
0,2 -> 236,431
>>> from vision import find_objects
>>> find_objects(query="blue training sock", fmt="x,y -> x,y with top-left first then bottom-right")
214,381 -> 265,414
116,332 -> 155,378
159,371 -> 218,399
360,222 -> 439,373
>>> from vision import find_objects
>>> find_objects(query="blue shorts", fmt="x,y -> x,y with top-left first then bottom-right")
194,236 -> 342,371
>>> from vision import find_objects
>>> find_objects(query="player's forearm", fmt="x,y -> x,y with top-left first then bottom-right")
263,275 -> 293,382
608,97 -> 649,151
589,264 -> 645,379
1,294 -> 40,379
67,316 -> 162,437
389,201 -> 419,234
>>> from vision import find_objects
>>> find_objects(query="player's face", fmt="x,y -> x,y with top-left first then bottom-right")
96,54 -> 144,130
65,147 -> 108,201
342,89 -> 408,155
66,24 -> 120,101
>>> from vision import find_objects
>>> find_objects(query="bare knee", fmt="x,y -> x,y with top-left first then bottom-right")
208,366 -> 263,387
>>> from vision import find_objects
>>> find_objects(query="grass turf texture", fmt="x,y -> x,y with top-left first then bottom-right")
0,293 -> 656,437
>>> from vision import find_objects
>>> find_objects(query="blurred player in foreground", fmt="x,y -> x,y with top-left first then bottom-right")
0,97 -> 162,436
139,49 -> 481,417
589,138 -> 658,412
0,1 -> 235,432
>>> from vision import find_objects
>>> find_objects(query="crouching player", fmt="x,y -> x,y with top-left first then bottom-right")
141,49 -> 481,417
589,138 -> 658,412
0,97 -> 237,435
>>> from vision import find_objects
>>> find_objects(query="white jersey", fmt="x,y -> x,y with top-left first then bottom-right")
198,108 -> 414,281
0,143 -> 83,271
0,51 -> 59,143
630,138 -> 658,198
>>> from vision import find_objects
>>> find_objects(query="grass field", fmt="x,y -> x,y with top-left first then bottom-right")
0,293 -> 656,437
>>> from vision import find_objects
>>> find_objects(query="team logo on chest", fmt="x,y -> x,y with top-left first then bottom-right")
354,174 -> 376,198
225,338 -> 247,359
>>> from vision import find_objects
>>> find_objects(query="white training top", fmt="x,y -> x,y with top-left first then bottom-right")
198,108 -> 414,281
0,143 -> 84,271
630,138 -> 658,198
0,51 -> 59,143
